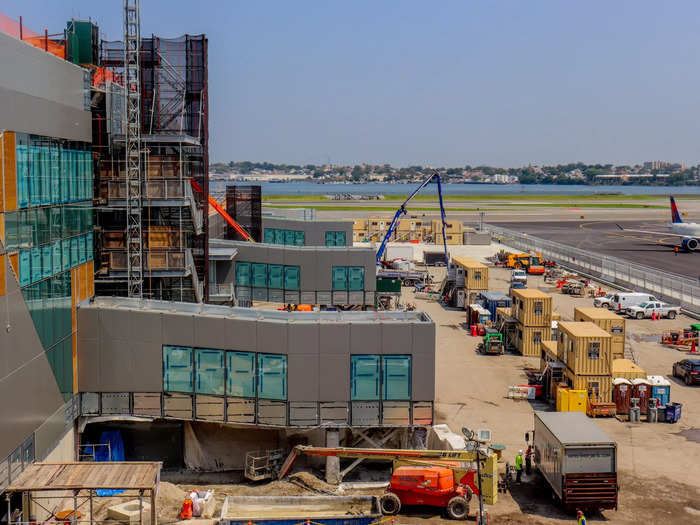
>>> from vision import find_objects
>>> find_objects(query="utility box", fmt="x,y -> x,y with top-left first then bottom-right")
511,289 -> 552,327
558,322 -> 612,376
574,307 -> 626,359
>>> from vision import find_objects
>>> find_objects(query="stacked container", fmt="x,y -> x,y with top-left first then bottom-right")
558,321 -> 613,403
511,289 -> 553,357
451,257 -> 489,306
573,307 -> 627,359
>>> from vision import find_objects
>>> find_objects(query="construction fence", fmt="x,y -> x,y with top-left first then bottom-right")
483,223 -> 700,316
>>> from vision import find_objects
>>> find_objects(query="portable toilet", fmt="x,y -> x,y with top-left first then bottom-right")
613,378 -> 632,415
648,375 -> 671,406
632,378 -> 652,414
568,390 -> 587,413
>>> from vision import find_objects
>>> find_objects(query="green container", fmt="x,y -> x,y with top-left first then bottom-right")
66,20 -> 98,66
376,277 -> 401,293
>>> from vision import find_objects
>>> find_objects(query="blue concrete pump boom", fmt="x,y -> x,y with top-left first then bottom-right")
376,170 -> 449,265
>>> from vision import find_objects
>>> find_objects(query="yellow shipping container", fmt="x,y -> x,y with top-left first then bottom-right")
552,312 -> 561,321
558,321 -> 613,376
611,358 -> 646,380
516,322 -> 552,357
556,387 -> 569,411
574,306 -> 626,359
540,340 -> 559,372
564,368 -> 612,403
452,257 -> 488,290
352,218 -> 368,230
432,219 -> 463,234
512,288 -> 552,327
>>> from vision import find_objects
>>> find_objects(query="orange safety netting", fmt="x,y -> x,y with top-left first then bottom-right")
92,67 -> 121,88
0,13 -> 66,59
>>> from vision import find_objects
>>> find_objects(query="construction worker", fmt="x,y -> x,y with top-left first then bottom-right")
525,445 -> 533,475
577,509 -> 587,525
675,246 -> 679,256
515,450 -> 523,483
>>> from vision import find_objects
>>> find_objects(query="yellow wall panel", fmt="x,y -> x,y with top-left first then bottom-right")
1,132 -> 16,212
9,253 -> 18,282
72,332 -> 78,393
87,261 -> 94,298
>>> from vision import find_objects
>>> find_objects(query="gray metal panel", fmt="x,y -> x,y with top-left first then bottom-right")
164,393 -> 193,419
319,356 -> 349,401
316,292 -> 332,305
320,402 -> 348,424
364,292 -> 375,306
225,318 -> 257,351
284,291 -> 300,304
411,353 -> 435,401
350,322 -> 381,355
348,291 -> 364,305
77,306 -> 100,340
34,402 -> 72,461
351,402 -> 380,426
252,288 -> 268,302
314,248 -> 333,293
287,354 -> 319,402
332,291 -> 348,305
195,395 -> 225,421
226,398 -> 255,423
300,292 -> 316,304
100,308 -> 130,342
161,311 -> 196,347
320,323 -> 350,356
534,412 -> 615,445
193,315 -> 228,349
382,401 -> 410,425
77,337 -> 101,392
81,393 -> 100,415
133,393 -> 162,417
412,402 -> 433,425
257,320 -> 288,354
381,321 -> 413,354
288,322 -> 319,355
268,289 -> 284,303
411,322 -> 436,355
130,310 -> 163,343
289,402 -> 319,426
236,286 -> 251,299
258,400 -> 287,426
101,393 -> 130,415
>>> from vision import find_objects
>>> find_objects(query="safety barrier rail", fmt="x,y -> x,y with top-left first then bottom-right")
483,223 -> 700,316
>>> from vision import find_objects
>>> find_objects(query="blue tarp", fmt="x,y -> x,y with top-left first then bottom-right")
94,430 -> 126,496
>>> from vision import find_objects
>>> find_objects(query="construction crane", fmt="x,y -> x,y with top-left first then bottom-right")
275,444 -> 499,514
375,170 -> 449,266
189,179 -> 254,242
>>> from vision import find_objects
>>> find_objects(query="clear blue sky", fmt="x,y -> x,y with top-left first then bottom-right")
5,1 -> 700,167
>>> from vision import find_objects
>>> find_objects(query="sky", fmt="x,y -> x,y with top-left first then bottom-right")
5,1 -> 700,167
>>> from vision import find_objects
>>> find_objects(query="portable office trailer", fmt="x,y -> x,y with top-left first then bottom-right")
558,322 -> 612,376
540,340 -> 559,372
511,289 -> 552,327
479,292 -> 511,321
516,322 -> 552,357
574,307 -> 626,359
451,257 -> 488,291
532,412 -> 618,510
564,368 -> 612,403
611,359 -> 646,381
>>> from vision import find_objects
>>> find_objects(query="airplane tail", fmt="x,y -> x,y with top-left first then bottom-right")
670,196 -> 683,223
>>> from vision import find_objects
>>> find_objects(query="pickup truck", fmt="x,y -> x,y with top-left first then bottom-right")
626,301 -> 682,320
511,269 -> 527,284
593,294 -> 615,309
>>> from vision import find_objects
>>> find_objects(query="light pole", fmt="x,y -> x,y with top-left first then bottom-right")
462,428 -> 487,525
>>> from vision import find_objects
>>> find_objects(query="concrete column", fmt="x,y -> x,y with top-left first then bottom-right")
325,428 -> 340,484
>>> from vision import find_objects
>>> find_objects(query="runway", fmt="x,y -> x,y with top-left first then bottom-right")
491,220 -> 700,280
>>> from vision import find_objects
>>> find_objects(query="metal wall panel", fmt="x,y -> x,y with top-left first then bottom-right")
288,354 -> 319,402
268,289 -> 284,303
101,393 -> 130,415
236,286 -> 251,299
258,400 -> 287,426
382,401 -> 410,425
133,393 -> 162,417
411,353 -> 435,401
289,402 -> 319,426
226,398 -> 255,423
332,291 -> 348,305
350,322 -> 381,356
284,291 -> 300,304
316,291 -> 332,305
195,395 -> 225,421
164,393 -> 193,419
382,321 -> 413,354
412,402 -> 433,425
348,291 -> 365,305
411,322 -> 436,355
320,402 -> 348,424
351,402 -> 380,426
364,291 -> 375,306
300,292 -> 316,304
252,288 -> 268,302
80,392 -> 100,415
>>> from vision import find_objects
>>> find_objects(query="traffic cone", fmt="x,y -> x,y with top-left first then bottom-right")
691,341 -> 697,354
651,311 -> 656,321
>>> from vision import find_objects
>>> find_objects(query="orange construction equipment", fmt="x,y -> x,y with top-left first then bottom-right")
189,179 -> 254,242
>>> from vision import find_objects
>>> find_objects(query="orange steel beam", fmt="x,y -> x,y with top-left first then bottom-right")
189,179 -> 254,242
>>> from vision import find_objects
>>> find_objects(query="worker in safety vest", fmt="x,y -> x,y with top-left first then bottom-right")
515,450 -> 523,483
525,445 -> 533,475
577,509 -> 586,525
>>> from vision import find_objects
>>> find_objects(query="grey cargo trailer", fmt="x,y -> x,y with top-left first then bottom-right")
532,412 -> 618,510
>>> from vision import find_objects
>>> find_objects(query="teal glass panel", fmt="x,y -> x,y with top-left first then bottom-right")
325,231 -> 335,246
76,151 -> 85,201
40,279 -> 52,348
382,355 -> 411,400
235,262 -> 251,286
19,250 -> 31,287
351,355 -> 380,400
263,229 -> 275,244
78,235 -> 87,264
70,237 -> 79,267
16,144 -> 29,208
226,351 -> 255,397
52,242 -> 62,275
40,145 -> 50,205
37,208 -> 50,245
50,145 -> 60,204
61,239 -> 70,271
252,263 -> 267,288
86,233 -> 94,261
31,247 -> 42,283
69,150 -> 78,202
284,230 -> 295,245
163,345 -> 193,392
348,266 -> 365,291
274,229 -> 285,244
268,264 -> 283,289
24,208 -> 37,246
60,146 -> 69,203
257,353 -> 287,400
283,265 -> 299,290
42,246 -> 52,278
195,349 -> 225,395
5,211 -> 18,251
336,231 -> 346,246
29,145 -> 40,206
294,231 -> 305,246
50,207 -> 62,242
332,266 -> 347,291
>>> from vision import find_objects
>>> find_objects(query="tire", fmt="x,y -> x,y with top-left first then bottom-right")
636,312 -> 644,320
603,303 -> 611,310
446,496 -> 469,520
668,311 -> 676,319
686,374 -> 692,386
379,493 -> 401,516
673,366 -> 677,378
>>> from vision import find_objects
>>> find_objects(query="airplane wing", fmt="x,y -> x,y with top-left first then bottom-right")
614,224 -> 693,238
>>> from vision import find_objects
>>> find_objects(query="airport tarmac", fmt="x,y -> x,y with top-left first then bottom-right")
491,220 -> 700,280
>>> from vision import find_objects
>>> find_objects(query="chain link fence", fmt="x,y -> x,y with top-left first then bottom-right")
483,223 -> 700,317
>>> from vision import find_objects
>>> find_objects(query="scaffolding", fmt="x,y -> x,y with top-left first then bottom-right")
225,186 -> 262,242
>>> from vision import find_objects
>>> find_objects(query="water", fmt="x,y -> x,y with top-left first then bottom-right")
210,181 -> 700,196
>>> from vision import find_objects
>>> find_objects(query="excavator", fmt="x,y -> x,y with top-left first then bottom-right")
275,443 -> 499,520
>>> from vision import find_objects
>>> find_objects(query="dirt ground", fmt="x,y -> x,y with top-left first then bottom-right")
161,252 -> 700,524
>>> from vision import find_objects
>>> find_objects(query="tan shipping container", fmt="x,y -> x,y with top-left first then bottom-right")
540,340 -> 559,372
432,219 -> 463,234
564,368 -> 612,403
611,359 -> 646,380
495,306 -> 513,323
511,288 -> 552,327
574,306 -> 626,359
353,218 -> 368,230
452,256 -> 488,290
558,321 -> 612,376
516,322 -> 552,357
552,312 -> 561,321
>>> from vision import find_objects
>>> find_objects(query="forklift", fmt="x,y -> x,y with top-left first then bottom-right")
477,328 -> 504,355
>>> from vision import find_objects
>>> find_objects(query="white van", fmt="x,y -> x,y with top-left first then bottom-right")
511,269 -> 527,284
611,292 -> 658,313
